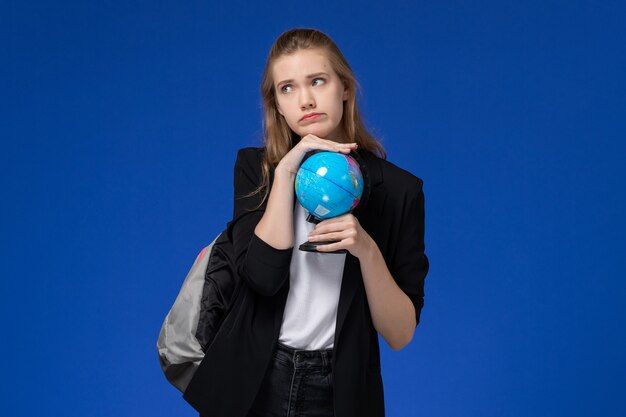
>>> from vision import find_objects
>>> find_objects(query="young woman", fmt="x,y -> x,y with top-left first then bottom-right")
183,28 -> 429,417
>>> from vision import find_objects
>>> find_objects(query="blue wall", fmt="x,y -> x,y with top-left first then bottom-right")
2,1 -> 625,416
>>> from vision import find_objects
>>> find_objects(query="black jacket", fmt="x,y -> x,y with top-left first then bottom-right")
183,146 -> 429,417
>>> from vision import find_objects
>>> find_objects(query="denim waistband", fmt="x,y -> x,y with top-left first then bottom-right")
275,342 -> 333,370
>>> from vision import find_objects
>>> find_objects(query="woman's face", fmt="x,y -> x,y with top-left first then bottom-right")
272,48 -> 349,143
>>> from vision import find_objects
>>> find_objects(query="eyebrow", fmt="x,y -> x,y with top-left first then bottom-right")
276,72 -> 329,87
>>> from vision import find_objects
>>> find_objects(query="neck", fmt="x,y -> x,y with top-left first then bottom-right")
324,126 -> 349,144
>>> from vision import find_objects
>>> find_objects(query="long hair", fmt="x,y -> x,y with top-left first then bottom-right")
248,28 -> 386,208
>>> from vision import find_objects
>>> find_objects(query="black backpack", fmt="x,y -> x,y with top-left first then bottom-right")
156,222 -> 241,392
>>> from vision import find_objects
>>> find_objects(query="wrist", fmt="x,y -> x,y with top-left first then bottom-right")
359,235 -> 380,261
275,163 -> 297,179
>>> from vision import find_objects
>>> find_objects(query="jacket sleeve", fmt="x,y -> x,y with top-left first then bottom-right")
230,148 -> 293,297
389,179 -> 430,326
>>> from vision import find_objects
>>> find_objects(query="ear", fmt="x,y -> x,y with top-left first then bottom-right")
342,85 -> 349,101
276,102 -> 284,116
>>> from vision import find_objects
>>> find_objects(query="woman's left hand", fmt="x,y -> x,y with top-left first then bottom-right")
307,213 -> 374,259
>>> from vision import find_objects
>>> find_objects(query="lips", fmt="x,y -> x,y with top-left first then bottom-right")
300,113 -> 322,122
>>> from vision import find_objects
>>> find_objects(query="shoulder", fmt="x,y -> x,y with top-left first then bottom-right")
233,147 -> 267,195
234,147 -> 265,175
236,146 -> 265,164
370,153 -> 424,198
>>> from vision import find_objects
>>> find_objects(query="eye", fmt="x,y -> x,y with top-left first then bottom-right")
279,78 -> 325,94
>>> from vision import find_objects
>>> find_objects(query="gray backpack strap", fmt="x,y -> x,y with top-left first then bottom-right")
157,234 -> 221,392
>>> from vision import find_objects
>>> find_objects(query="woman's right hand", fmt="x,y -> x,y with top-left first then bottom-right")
276,134 -> 358,177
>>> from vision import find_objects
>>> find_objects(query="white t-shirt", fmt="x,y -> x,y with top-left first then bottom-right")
278,202 -> 347,350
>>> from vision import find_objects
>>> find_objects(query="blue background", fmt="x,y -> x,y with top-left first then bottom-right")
2,1 -> 625,416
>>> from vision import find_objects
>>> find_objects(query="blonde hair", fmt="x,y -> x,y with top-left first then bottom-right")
248,27 -> 386,208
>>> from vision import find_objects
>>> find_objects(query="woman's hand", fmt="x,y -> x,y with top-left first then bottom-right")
307,213 -> 375,259
276,134 -> 358,177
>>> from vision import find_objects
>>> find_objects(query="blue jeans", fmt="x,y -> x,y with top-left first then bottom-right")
247,342 -> 335,417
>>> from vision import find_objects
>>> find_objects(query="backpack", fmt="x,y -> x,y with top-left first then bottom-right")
156,222 -> 241,392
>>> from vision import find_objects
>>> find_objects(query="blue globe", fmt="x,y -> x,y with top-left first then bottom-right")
295,151 -> 364,220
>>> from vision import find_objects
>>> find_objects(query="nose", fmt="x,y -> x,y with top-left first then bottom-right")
299,88 -> 315,110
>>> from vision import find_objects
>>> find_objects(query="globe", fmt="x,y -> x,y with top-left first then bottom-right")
295,151 -> 364,221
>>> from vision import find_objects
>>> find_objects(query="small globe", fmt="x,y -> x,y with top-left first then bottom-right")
295,151 -> 364,220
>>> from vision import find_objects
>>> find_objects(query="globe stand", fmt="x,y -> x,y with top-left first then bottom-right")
299,212 -> 348,254
298,241 -> 348,254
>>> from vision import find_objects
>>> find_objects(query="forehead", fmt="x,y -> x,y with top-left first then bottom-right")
272,48 -> 334,82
